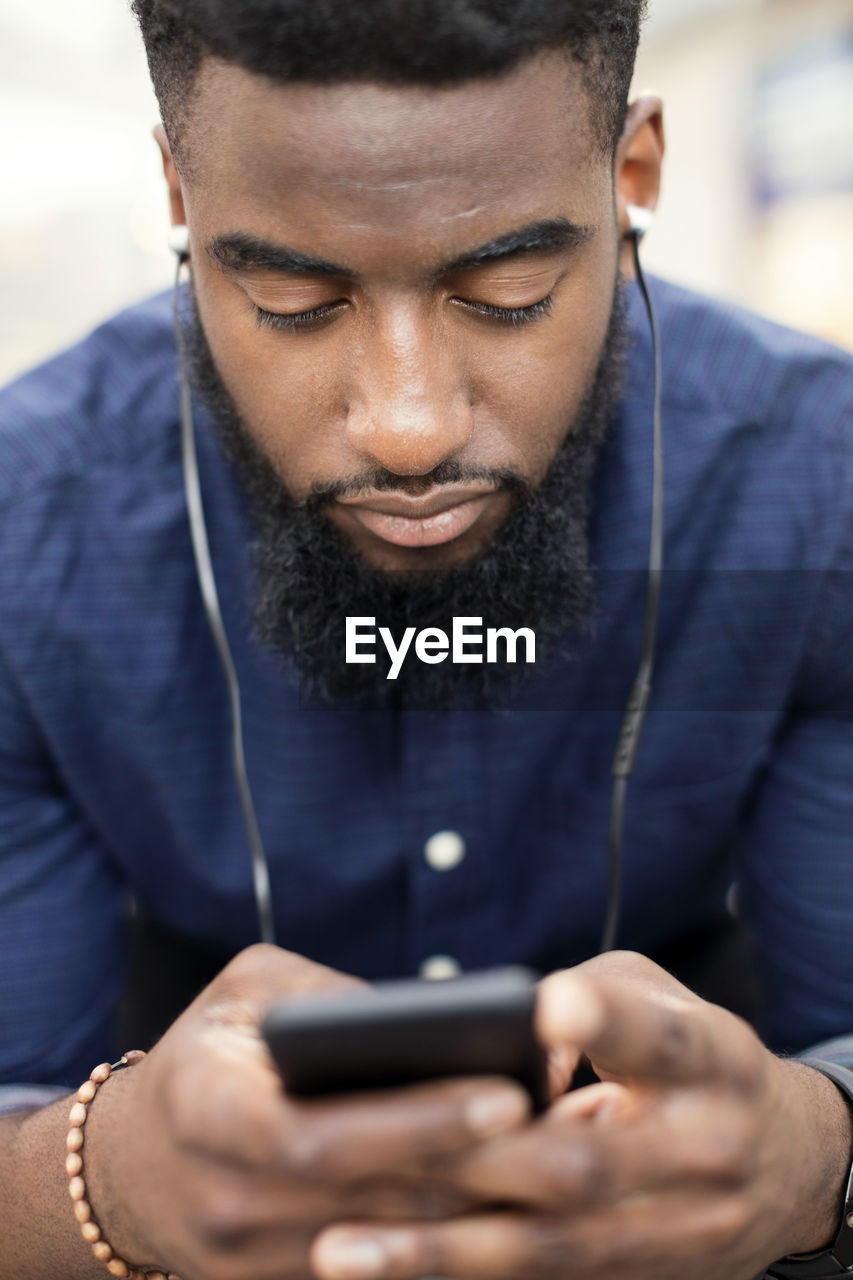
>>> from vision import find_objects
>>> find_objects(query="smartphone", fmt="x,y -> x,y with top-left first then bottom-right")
262,965 -> 550,1112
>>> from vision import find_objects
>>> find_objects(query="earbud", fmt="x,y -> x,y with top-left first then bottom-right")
168,224 -> 190,260
626,204 -> 654,239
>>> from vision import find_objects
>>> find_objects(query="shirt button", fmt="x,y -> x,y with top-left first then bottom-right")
423,830 -> 466,871
419,955 -> 462,981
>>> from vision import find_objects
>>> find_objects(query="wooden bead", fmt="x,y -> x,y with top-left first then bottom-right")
69,1101 -> 88,1127
70,1054 -> 157,1280
73,1199 -> 92,1223
72,1192 -> 91,1223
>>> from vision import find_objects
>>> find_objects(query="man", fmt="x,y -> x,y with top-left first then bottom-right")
1,1 -> 852,1278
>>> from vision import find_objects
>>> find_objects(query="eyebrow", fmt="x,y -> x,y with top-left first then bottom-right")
208,232 -> 348,278
440,217 -> 593,273
207,217 -> 593,281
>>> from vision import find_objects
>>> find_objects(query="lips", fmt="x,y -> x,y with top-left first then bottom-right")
334,486 -> 497,549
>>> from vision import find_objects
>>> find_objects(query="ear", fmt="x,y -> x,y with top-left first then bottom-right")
614,94 -> 664,273
154,123 -> 188,231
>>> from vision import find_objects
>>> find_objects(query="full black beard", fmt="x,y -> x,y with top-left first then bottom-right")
183,282 -> 627,707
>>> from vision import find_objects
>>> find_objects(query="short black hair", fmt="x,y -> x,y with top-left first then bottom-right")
132,0 -> 646,165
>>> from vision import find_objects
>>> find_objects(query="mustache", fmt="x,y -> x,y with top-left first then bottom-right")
302,460 -> 532,513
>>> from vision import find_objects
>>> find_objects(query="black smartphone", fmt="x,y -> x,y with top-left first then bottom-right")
262,965 -> 550,1112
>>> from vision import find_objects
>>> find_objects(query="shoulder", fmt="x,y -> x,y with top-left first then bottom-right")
642,276 -> 853,444
608,279 -> 853,577
0,290 -> 180,511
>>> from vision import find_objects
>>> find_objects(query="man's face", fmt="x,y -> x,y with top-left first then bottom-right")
179,52 -> 621,574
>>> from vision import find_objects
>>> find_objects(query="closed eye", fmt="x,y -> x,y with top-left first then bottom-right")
253,301 -> 347,331
453,293 -> 554,326
252,291 -> 555,332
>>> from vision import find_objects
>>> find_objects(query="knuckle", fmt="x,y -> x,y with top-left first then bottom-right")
649,1005 -> 698,1077
281,1116 -> 331,1180
221,943 -> 281,987
221,945 -> 365,1000
588,949 -> 656,979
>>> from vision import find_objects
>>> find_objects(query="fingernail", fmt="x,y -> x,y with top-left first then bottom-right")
538,974 -> 604,1043
315,1237 -> 388,1280
466,1088 -> 528,1137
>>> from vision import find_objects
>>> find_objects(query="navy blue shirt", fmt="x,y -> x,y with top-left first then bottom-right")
1,277 -> 851,1090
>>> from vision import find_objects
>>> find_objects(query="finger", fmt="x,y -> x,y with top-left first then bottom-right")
310,1193 -> 754,1280
170,1164 -> 475,1266
169,1059 -> 529,1179
547,1081 -> 632,1123
547,1045 -> 579,1099
312,1213 -> 579,1280
434,1094 -> 756,1211
310,1211 -> 625,1280
283,1076 -> 530,1180
536,952 -> 764,1090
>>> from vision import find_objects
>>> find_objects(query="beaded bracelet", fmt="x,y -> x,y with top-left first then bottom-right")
66,1050 -> 182,1280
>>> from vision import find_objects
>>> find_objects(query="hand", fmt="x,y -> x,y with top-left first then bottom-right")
311,951 -> 853,1280
84,944 -> 530,1280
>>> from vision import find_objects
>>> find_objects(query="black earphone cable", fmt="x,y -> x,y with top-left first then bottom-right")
600,232 -> 664,952
173,259 -> 276,946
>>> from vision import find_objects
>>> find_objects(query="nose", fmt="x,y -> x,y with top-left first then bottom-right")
345,306 -> 474,476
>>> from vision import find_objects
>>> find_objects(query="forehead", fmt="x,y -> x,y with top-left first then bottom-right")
181,52 -> 612,267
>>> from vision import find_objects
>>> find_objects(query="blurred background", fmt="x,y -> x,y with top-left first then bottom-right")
0,0 -> 851,385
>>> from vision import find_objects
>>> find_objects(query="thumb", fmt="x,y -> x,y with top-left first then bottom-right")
536,952 -> 749,1088
193,943 -> 367,1027
536,968 -> 607,1055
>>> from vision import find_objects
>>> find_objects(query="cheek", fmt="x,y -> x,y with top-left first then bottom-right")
193,266 -> 347,495
468,350 -> 572,483
469,264 -> 616,482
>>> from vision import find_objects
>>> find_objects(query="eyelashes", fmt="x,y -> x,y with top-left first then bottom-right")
254,301 -> 344,331
252,292 -> 554,332
455,293 -> 554,326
